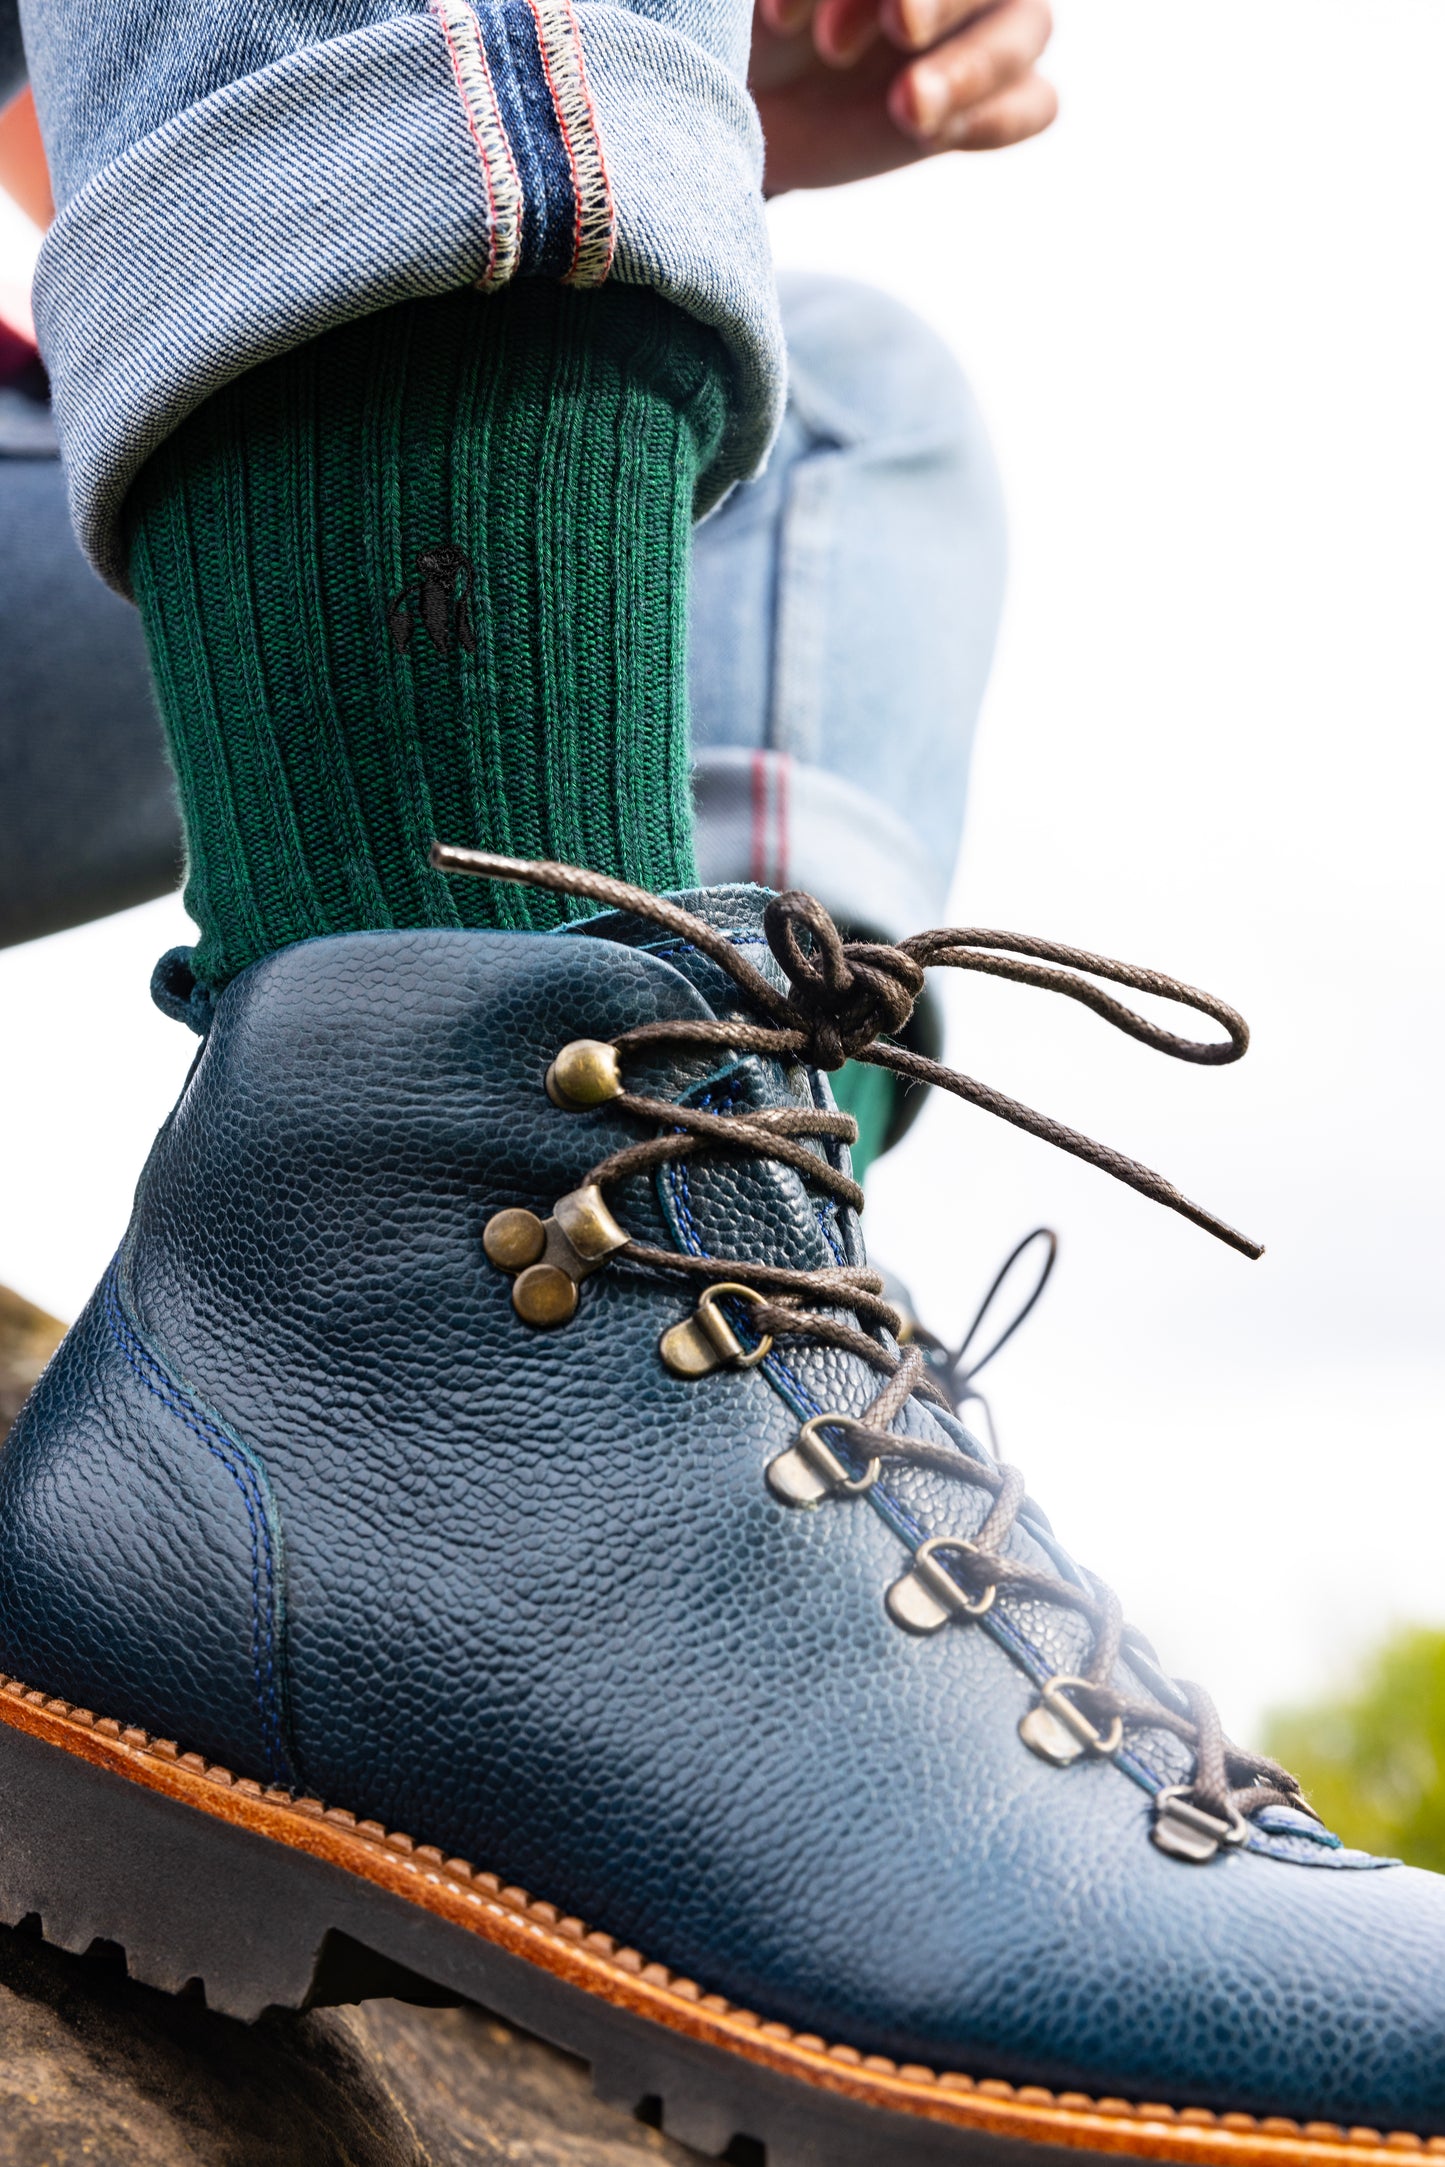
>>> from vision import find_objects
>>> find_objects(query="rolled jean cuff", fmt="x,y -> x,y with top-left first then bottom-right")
693,748 -> 955,941
31,0 -> 783,593
692,747 -> 947,1138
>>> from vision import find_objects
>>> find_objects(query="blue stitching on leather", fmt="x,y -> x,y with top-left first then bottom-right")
816,1202 -> 846,1266
100,1266 -> 293,1787
640,932 -> 770,962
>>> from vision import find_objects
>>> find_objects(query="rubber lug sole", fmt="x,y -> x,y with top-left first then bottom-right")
0,1680 -> 1423,2167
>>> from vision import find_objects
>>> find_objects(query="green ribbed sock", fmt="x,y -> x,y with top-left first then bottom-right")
832,1061 -> 898,1183
125,283 -> 728,989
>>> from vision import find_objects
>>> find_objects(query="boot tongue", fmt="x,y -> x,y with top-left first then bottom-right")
566,882 -> 789,1015
565,884 -> 860,1277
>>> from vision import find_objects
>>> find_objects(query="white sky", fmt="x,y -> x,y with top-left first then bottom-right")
1,0 -> 1442,1742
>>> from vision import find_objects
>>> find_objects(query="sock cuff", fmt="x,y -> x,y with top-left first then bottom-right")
125,282 -> 720,987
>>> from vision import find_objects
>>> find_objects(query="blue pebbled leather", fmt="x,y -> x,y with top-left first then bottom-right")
3,900 -> 1445,2131
0,1265 -> 291,1784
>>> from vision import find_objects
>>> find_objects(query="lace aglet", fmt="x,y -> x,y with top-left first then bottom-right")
1182,1201 -> 1265,1262
430,842 -> 525,880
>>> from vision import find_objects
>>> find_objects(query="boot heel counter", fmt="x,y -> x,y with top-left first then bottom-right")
0,1264 -> 295,1787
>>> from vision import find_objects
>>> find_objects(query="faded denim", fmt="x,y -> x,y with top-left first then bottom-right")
692,270 -> 1005,939
6,0 -> 782,590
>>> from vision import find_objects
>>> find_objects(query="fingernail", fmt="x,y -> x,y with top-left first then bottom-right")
895,0 -> 939,46
819,13 -> 874,62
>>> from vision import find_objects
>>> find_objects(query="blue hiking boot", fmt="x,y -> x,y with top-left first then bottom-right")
2,850 -> 1442,2167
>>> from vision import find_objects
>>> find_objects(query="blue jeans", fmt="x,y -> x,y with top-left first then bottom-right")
692,269 -> 1004,944
0,271 -> 1002,960
4,0 -> 782,591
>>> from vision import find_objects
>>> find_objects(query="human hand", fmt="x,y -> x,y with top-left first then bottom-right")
751,0 -> 1056,195
0,89 -> 54,228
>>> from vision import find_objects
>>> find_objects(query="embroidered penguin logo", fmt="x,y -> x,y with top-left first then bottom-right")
388,543 -> 479,657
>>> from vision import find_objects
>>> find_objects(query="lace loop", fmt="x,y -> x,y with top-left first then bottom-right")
898,929 -> 1249,1066
762,889 -> 924,1067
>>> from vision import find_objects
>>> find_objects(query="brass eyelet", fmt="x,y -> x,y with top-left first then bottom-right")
510,1264 -> 579,1328
546,1039 -> 623,1109
659,1283 -> 774,1379
483,1184 -> 629,1331
482,1208 -> 547,1272
885,1535 -> 997,1634
766,1412 -> 883,1508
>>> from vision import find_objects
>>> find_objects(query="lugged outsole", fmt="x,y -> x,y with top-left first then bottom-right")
0,1676 -> 1435,2167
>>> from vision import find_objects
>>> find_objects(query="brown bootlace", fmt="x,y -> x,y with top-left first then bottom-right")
433,844 -> 1306,1829
850,1345 -> 1303,1820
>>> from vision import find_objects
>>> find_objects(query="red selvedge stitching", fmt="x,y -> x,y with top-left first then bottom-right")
429,0 -> 524,290
521,0 -> 585,282
433,0 -> 499,287
774,749 -> 789,890
551,0 -> 616,285
522,0 -> 615,286
750,749 -> 768,887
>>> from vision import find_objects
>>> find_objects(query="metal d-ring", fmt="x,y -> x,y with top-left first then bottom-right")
695,1284 -> 774,1370
658,1282 -> 775,1379
1018,1672 -> 1125,1766
1150,1784 -> 1250,1863
765,1411 -> 883,1508
885,1536 -> 998,1635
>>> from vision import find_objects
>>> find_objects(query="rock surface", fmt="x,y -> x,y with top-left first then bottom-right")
0,1928 -> 698,2165
0,1290 -> 699,2166
0,1282 -> 65,1437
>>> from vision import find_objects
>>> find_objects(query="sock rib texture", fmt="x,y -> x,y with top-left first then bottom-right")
125,282 -> 729,989
831,1060 -> 897,1184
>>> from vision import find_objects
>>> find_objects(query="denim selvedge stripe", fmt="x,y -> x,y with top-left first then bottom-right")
429,0 -> 528,288
691,751 -> 949,942
18,0 -> 781,590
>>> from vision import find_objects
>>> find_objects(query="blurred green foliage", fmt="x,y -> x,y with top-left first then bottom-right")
1265,1627 -> 1445,1872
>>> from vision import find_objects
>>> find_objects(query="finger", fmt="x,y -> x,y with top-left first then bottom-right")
890,2 -> 1051,138
888,0 -> 1049,66
881,0 -> 999,51
956,70 -> 1058,146
893,63 -> 1057,150
0,89 -> 55,228
812,0 -> 882,66
756,53 -> 929,191
757,0 -> 817,38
